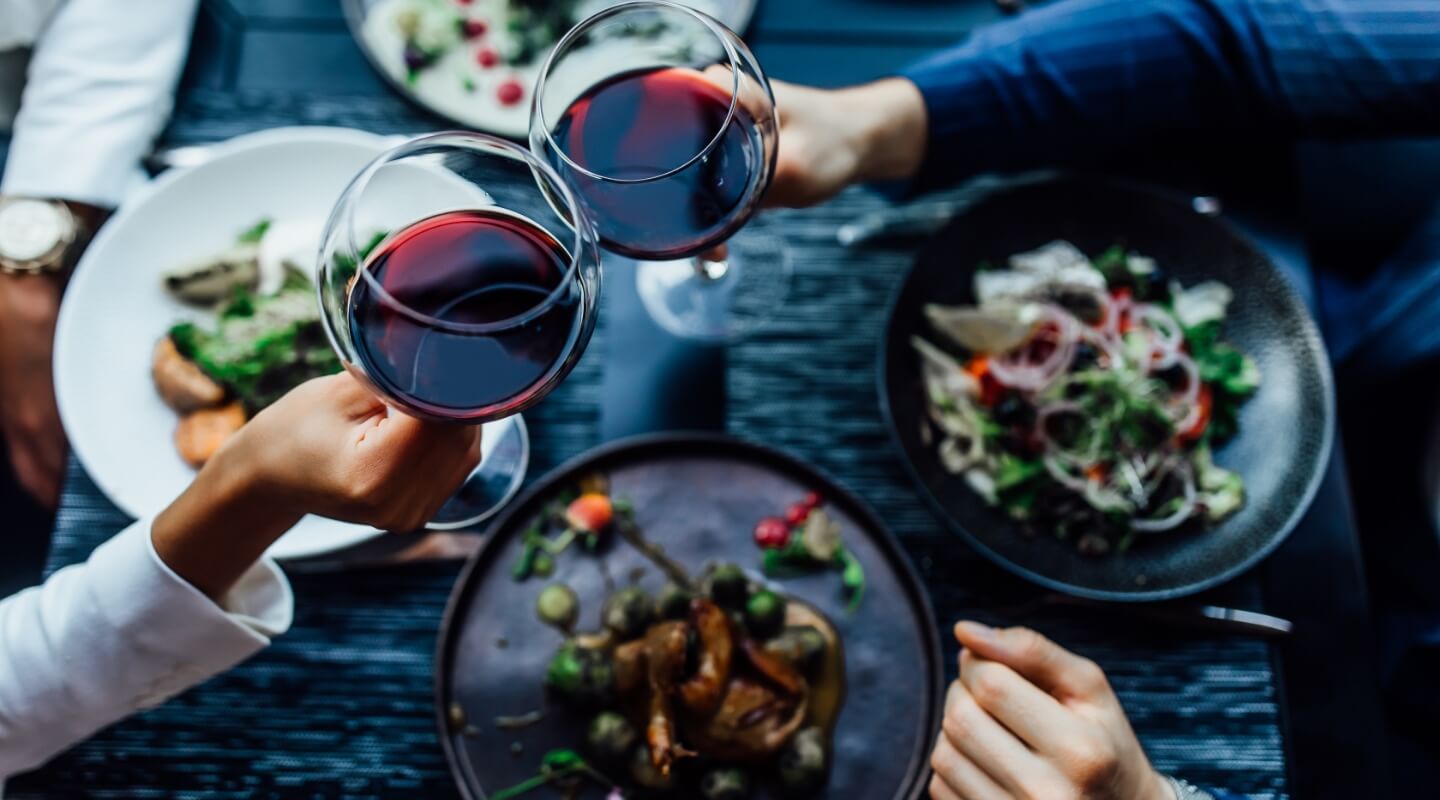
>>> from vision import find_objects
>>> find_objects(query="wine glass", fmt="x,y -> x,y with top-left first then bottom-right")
317,132 -> 601,529
530,0 -> 788,341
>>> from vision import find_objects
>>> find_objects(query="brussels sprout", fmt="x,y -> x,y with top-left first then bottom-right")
536,584 -> 578,629
656,582 -> 694,620
700,767 -> 753,800
603,587 -> 655,641
778,727 -> 828,793
763,626 -> 828,676
703,563 -> 749,609
585,711 -> 637,763
545,642 -> 614,708
744,588 -> 787,639
629,744 -> 675,791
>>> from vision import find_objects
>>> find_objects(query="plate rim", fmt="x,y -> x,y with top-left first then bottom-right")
53,126 -> 394,560
433,431 -> 944,800
876,174 -> 1337,602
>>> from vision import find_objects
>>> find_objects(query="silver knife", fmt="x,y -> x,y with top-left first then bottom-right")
143,133 -> 418,173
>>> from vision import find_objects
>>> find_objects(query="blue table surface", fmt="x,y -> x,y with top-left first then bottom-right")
6,0 -> 1409,797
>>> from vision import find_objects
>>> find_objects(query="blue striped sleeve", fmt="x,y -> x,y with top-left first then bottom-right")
898,0 -> 1440,193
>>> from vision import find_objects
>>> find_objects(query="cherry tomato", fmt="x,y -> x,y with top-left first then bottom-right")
462,19 -> 488,38
565,493 -> 613,534
802,491 -> 822,510
754,517 -> 791,549
1179,383 -> 1213,443
784,502 -> 811,527
476,48 -> 500,68
496,79 -> 525,105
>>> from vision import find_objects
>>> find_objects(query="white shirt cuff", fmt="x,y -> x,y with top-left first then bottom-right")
87,519 -> 294,707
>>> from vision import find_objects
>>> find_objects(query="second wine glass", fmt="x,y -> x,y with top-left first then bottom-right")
530,0 -> 789,341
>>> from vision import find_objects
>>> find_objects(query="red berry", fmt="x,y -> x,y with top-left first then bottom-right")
462,19 -> 488,38
455,0 -> 473,5
476,48 -> 500,68
784,502 -> 811,527
802,491 -> 822,510
496,79 -> 525,106
754,517 -> 790,549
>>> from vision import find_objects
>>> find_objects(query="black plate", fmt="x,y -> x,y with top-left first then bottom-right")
436,433 -> 944,799
880,177 -> 1334,601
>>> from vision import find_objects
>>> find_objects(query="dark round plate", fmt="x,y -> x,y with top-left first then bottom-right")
436,433 -> 943,799
880,177 -> 1335,601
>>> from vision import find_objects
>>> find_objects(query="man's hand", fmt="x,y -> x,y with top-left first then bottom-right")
0,275 -> 66,509
766,78 -> 929,209
929,622 -> 1173,800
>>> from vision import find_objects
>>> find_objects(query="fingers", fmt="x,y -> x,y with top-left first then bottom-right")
941,681 -> 1044,795
929,735 -> 1009,800
959,649 -> 1082,755
954,622 -> 1109,701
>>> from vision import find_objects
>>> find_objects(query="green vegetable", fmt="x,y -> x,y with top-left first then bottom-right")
700,767 -> 753,800
602,587 -> 654,641
536,584 -> 578,629
764,626 -> 828,676
545,642 -> 613,708
490,748 -> 612,800
703,563 -> 750,609
656,582 -> 694,620
778,727 -> 829,792
585,711 -> 637,763
1193,443 -> 1245,520
838,548 -> 865,613
744,588 -> 787,639
994,454 -> 1043,492
168,276 -> 341,414
236,218 -> 272,244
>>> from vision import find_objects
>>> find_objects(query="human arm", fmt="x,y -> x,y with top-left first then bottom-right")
0,373 -> 480,775
928,621 -> 1245,800
768,0 -> 1440,206
0,0 -> 199,508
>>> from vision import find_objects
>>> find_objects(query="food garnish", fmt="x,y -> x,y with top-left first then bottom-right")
755,495 -> 866,611
914,241 -> 1259,553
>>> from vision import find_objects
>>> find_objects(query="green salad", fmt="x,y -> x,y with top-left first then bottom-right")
914,241 -> 1260,554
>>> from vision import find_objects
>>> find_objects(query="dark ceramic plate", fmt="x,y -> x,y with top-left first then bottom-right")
436,433 -> 943,799
880,177 -> 1334,601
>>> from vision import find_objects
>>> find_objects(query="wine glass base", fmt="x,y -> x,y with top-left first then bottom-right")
635,219 -> 792,342
427,414 -> 530,530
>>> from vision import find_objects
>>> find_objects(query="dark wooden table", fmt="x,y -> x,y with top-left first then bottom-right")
7,1 -> 1396,797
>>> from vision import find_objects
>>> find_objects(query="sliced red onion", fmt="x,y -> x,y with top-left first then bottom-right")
988,305 -> 1078,391
1131,461 -> 1197,533
1078,325 -> 1125,370
1132,303 -> 1184,370
1167,352 -> 1202,431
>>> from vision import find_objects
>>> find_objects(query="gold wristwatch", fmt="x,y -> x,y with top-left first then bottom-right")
0,196 -> 83,276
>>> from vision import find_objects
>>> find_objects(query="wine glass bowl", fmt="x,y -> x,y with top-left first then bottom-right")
317,132 -> 601,423
529,0 -> 788,341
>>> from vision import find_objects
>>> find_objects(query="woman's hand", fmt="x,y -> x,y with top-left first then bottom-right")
929,622 -> 1172,800
765,78 -> 929,208
153,372 -> 482,598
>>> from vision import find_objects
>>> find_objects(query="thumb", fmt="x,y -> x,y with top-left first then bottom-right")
953,621 -> 1108,701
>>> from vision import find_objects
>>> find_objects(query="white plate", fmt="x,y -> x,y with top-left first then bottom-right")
346,0 -> 756,139
54,127 -> 512,560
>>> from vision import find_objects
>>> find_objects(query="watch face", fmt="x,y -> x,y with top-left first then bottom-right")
0,199 -> 69,262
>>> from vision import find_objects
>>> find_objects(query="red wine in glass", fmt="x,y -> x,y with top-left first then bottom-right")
549,66 -> 766,260
347,209 -> 583,420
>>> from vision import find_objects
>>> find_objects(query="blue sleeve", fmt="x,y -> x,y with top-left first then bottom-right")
898,0 -> 1440,193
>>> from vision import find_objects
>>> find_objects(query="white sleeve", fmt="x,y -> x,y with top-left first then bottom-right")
0,0 -> 200,206
0,519 -> 293,778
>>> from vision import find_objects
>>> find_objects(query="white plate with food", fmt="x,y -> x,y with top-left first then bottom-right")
55,126 -> 516,560
344,0 -> 756,138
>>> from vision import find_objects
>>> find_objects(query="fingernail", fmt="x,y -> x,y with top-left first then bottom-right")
955,620 -> 995,643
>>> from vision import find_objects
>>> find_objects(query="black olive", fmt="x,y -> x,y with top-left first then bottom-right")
603,587 -> 655,641
992,392 -> 1036,429
1155,363 -> 1188,389
1055,290 -> 1103,325
703,563 -> 750,609
656,583 -> 694,620
1072,342 -> 1100,370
